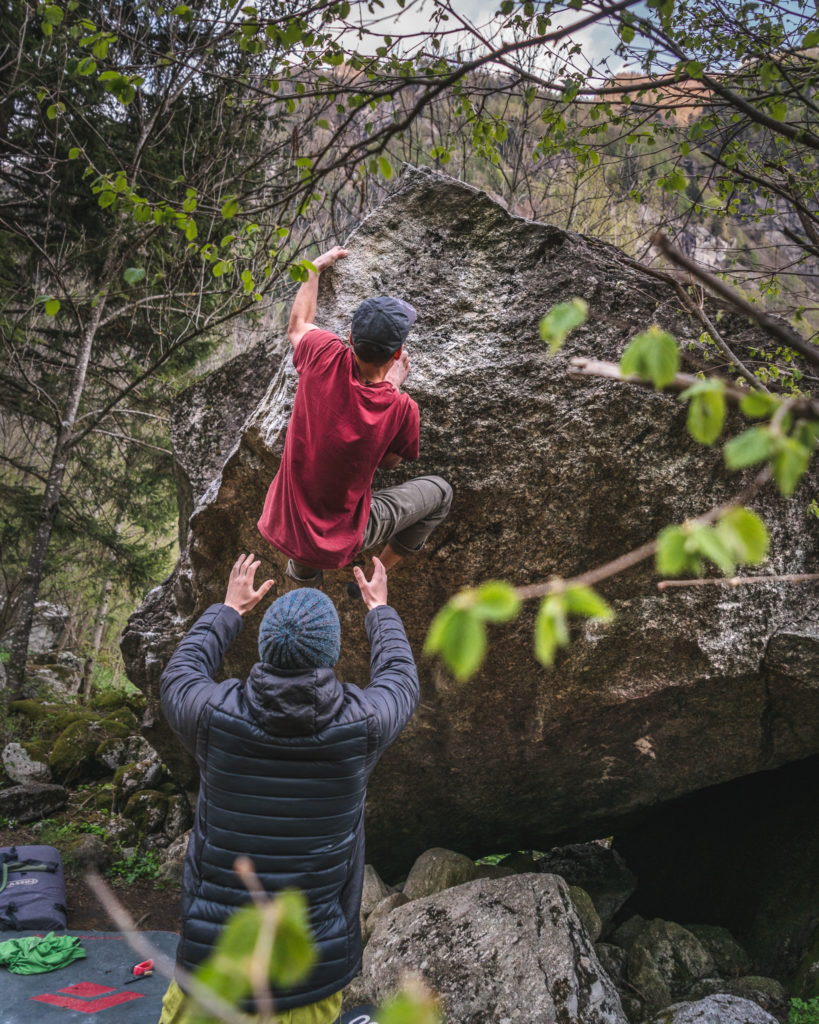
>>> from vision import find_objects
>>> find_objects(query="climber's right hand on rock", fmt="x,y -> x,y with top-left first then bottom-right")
354,557 -> 388,611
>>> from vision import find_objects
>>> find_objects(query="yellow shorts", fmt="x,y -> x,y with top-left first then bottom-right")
158,978 -> 342,1024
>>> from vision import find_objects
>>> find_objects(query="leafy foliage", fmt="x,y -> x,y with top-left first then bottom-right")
190,890 -> 315,1023
790,997 -> 819,1024
540,298 -> 588,353
620,327 -> 680,389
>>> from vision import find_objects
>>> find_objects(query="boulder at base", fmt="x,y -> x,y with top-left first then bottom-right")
361,873 -> 627,1024
121,166 -> 818,877
643,993 -> 779,1024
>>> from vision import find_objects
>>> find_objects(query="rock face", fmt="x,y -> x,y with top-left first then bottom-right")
121,166 -> 818,875
362,873 -> 628,1024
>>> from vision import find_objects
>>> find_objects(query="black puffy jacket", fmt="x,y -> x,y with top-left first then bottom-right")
159,602 -> 419,1010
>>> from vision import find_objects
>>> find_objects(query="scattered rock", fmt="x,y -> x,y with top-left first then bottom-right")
340,972 -> 372,1012
66,834 -> 113,873
596,942 -> 628,985
2,742 -> 51,784
570,885 -> 603,943
627,919 -> 715,1015
361,865 -> 390,917
122,789 -> 168,834
49,719 -> 112,783
163,792 -> 193,840
95,738 -> 127,772
114,756 -> 164,809
402,847 -> 478,900
27,601 -> 69,654
363,873 -> 628,1024
105,816 -> 138,847
537,843 -> 637,935
685,924 -> 752,978
643,993 -> 779,1024
0,783 -> 68,822
159,830 -> 191,884
717,977 -> 786,1019
612,915 -> 649,952
364,892 -> 408,943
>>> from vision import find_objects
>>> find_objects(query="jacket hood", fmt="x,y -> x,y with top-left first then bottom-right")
245,662 -> 346,736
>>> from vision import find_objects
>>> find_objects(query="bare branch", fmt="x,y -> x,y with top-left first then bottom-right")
657,573 -> 819,590
653,233 -> 819,369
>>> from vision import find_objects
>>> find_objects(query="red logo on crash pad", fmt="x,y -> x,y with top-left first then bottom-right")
32,981 -> 144,1013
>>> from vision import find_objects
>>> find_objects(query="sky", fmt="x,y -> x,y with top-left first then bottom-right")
343,0 -> 629,77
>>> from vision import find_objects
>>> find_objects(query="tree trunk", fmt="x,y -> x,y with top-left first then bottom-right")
4,297 -> 108,701
81,573 -> 114,700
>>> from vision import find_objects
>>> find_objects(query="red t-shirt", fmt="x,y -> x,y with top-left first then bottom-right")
257,329 -> 420,568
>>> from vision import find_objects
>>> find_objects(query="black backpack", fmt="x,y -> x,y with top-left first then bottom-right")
0,845 -> 67,931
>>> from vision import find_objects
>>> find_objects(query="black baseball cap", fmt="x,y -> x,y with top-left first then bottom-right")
351,296 -> 417,357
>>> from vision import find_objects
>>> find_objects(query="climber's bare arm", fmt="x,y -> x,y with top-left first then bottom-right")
288,245 -> 348,348
379,452 -> 403,469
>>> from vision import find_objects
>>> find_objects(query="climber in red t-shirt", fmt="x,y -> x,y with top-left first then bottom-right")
257,245 -> 452,585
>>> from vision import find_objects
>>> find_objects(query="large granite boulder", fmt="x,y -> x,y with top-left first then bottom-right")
121,166 -> 818,877
361,873 -> 628,1024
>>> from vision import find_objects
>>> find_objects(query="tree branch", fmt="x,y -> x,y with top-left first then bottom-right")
653,233 -> 819,369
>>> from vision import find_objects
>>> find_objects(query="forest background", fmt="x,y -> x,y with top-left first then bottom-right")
1,0 -> 817,699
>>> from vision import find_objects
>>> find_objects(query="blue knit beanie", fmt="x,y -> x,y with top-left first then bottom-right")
258,588 -> 341,670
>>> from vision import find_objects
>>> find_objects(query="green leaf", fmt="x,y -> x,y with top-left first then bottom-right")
241,268 -> 254,294
68,146 -> 81,159
46,102 -> 66,119
43,5 -> 64,25
539,298 -> 589,354
803,29 -> 819,47
77,56 -> 97,75
269,889 -> 315,987
724,426 -> 775,470
184,219 -> 197,241
471,581 -> 521,623
620,22 -> 635,42
686,60 -> 703,78
656,525 -> 689,576
379,988 -> 441,1024
378,156 -> 393,179
534,595 -> 569,668
620,326 -> 680,389
563,584 -> 614,621
772,437 -> 811,496
769,99 -> 787,122
680,379 -> 726,446
221,196 -> 240,219
424,605 -> 486,681
740,390 -> 780,419
212,260 -> 230,278
123,267 -> 145,286
794,419 -> 819,452
715,507 -> 769,565
44,298 -> 61,316
97,190 -> 115,208
685,524 -> 735,575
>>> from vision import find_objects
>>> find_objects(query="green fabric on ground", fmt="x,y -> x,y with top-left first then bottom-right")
0,932 -> 86,974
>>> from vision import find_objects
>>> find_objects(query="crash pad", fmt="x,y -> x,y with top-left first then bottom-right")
0,930 -> 178,1024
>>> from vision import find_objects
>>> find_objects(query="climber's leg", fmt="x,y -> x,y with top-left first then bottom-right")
359,476 -> 453,571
